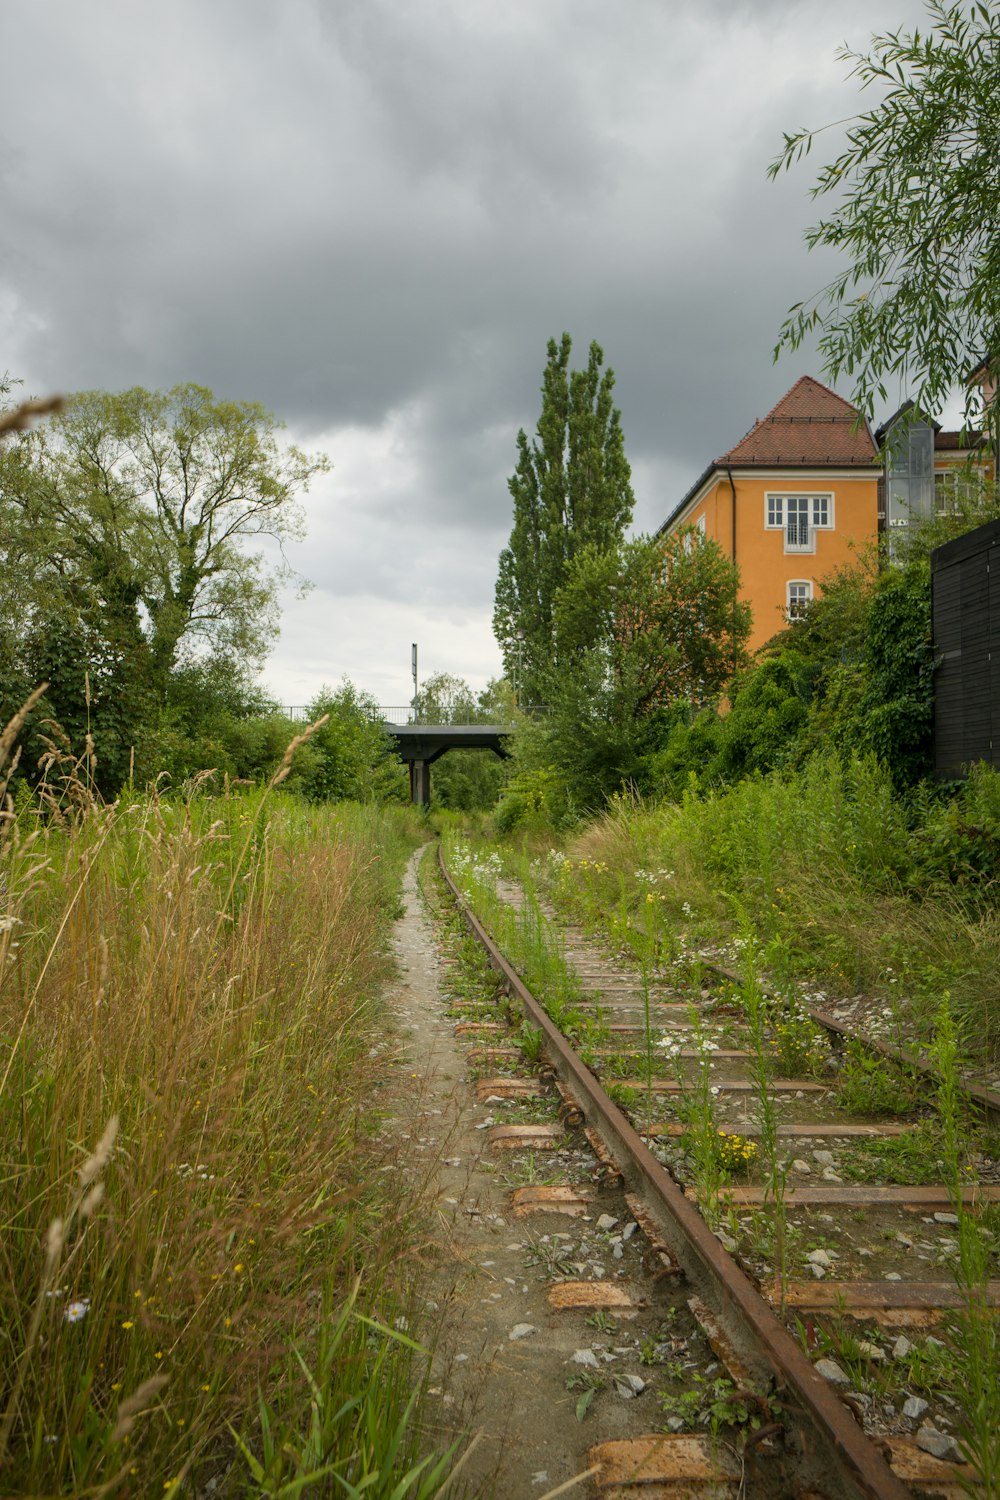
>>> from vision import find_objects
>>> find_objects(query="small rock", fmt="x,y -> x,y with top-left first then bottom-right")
815,1358 -> 851,1389
813,1150 -> 836,1166
895,1233 -> 914,1249
612,1240 -> 624,1260
613,1373 -> 647,1398
858,1247 -> 874,1258
509,1323 -> 537,1341
807,1248 -> 833,1267
821,1169 -> 843,1182
903,1396 -> 929,1420
572,1349 -> 599,1367
933,1212 -> 959,1226
792,1159 -> 812,1173
845,1390 -> 872,1408
531,1473 -> 549,1486
893,1336 -> 913,1360
810,1264 -> 827,1279
886,1272 -> 902,1281
666,1416 -> 686,1432
857,1340 -> 886,1363
596,1214 -> 618,1232
622,1221 -> 639,1241
925,1335 -> 947,1351
916,1425 -> 962,1463
714,1230 -> 738,1252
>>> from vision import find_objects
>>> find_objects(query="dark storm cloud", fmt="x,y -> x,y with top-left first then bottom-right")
0,0 -> 928,694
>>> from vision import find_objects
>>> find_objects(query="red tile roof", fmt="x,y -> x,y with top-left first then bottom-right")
718,376 -> 879,467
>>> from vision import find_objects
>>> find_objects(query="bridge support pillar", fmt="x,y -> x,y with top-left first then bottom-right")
408,759 -> 431,806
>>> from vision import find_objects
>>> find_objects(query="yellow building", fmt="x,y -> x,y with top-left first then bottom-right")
657,376 -> 881,652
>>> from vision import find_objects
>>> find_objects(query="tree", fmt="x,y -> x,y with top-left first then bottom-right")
1,384 -> 327,695
493,334 -> 634,703
514,529 -> 750,809
1,384 -> 327,791
770,1 -> 1000,436
553,530 -> 751,715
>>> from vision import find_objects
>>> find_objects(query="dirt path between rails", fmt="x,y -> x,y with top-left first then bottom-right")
385,848 -> 684,1500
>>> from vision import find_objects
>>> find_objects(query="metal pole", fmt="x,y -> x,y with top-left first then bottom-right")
411,643 -> 418,719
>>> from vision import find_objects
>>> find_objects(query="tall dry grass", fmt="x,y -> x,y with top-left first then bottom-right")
0,745 -> 438,1495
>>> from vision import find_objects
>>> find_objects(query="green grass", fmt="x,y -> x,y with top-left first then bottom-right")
0,745 -> 455,1496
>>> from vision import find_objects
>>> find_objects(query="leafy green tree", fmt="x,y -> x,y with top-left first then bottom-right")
1,383 -> 327,696
287,683 -> 406,803
503,529 -> 749,810
553,530 -> 751,714
1,383 -> 327,793
493,334 -> 634,703
770,0 -> 1000,434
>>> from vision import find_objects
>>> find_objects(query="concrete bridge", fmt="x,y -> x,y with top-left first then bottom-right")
380,709 -> 512,805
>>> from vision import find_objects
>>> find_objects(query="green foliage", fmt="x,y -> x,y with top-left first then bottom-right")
553,530 -> 751,712
493,333 -> 634,702
0,381 -> 328,798
287,684 -> 407,804
493,765 -> 575,835
771,0 -> 1000,438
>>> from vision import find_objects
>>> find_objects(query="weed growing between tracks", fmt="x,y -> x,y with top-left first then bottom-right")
0,749 -> 457,1497
931,998 -> 1000,1491
542,754 -> 1000,1071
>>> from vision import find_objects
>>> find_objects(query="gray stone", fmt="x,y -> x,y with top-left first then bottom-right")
571,1349 -> 599,1367
810,1264 -> 826,1279
596,1213 -> 618,1232
813,1150 -> 836,1166
903,1396 -> 929,1420
893,1336 -> 913,1360
508,1323 -> 537,1341
613,1373 -> 647,1398
792,1159 -> 812,1173
916,1426 -> 962,1463
622,1221 -> 639,1241
821,1168 -> 843,1182
895,1233 -> 914,1249
807,1248 -> 833,1267
815,1358 -> 851,1389
857,1340 -> 886,1363
714,1230 -> 738,1252
933,1212 -> 960,1225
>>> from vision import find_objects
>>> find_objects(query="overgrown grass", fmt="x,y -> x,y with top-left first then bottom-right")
0,768 -> 454,1496
545,754 -> 1000,1068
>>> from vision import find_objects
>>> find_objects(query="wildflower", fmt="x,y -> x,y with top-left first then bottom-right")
121,1321 -> 134,1330
64,1298 -> 90,1323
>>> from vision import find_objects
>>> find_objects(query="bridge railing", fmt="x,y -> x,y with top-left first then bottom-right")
282,704 -> 548,726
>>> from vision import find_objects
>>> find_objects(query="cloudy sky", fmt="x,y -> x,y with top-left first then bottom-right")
1,0 -> 933,708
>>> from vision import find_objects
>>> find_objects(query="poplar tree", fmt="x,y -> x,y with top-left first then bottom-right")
493,334 -> 634,703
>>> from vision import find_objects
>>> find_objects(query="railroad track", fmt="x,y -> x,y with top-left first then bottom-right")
436,846 -> 1000,1499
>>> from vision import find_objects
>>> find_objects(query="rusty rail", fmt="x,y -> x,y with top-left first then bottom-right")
438,847 -> 913,1500
703,959 -> 1000,1121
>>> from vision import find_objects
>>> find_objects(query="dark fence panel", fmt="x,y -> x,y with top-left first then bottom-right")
931,518 -> 1000,776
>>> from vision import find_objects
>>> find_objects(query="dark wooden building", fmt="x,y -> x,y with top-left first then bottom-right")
932,518 -> 1000,776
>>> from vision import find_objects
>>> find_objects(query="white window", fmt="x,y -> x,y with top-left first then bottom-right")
787,581 -> 812,619
766,493 -> 833,553
934,467 -> 987,514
